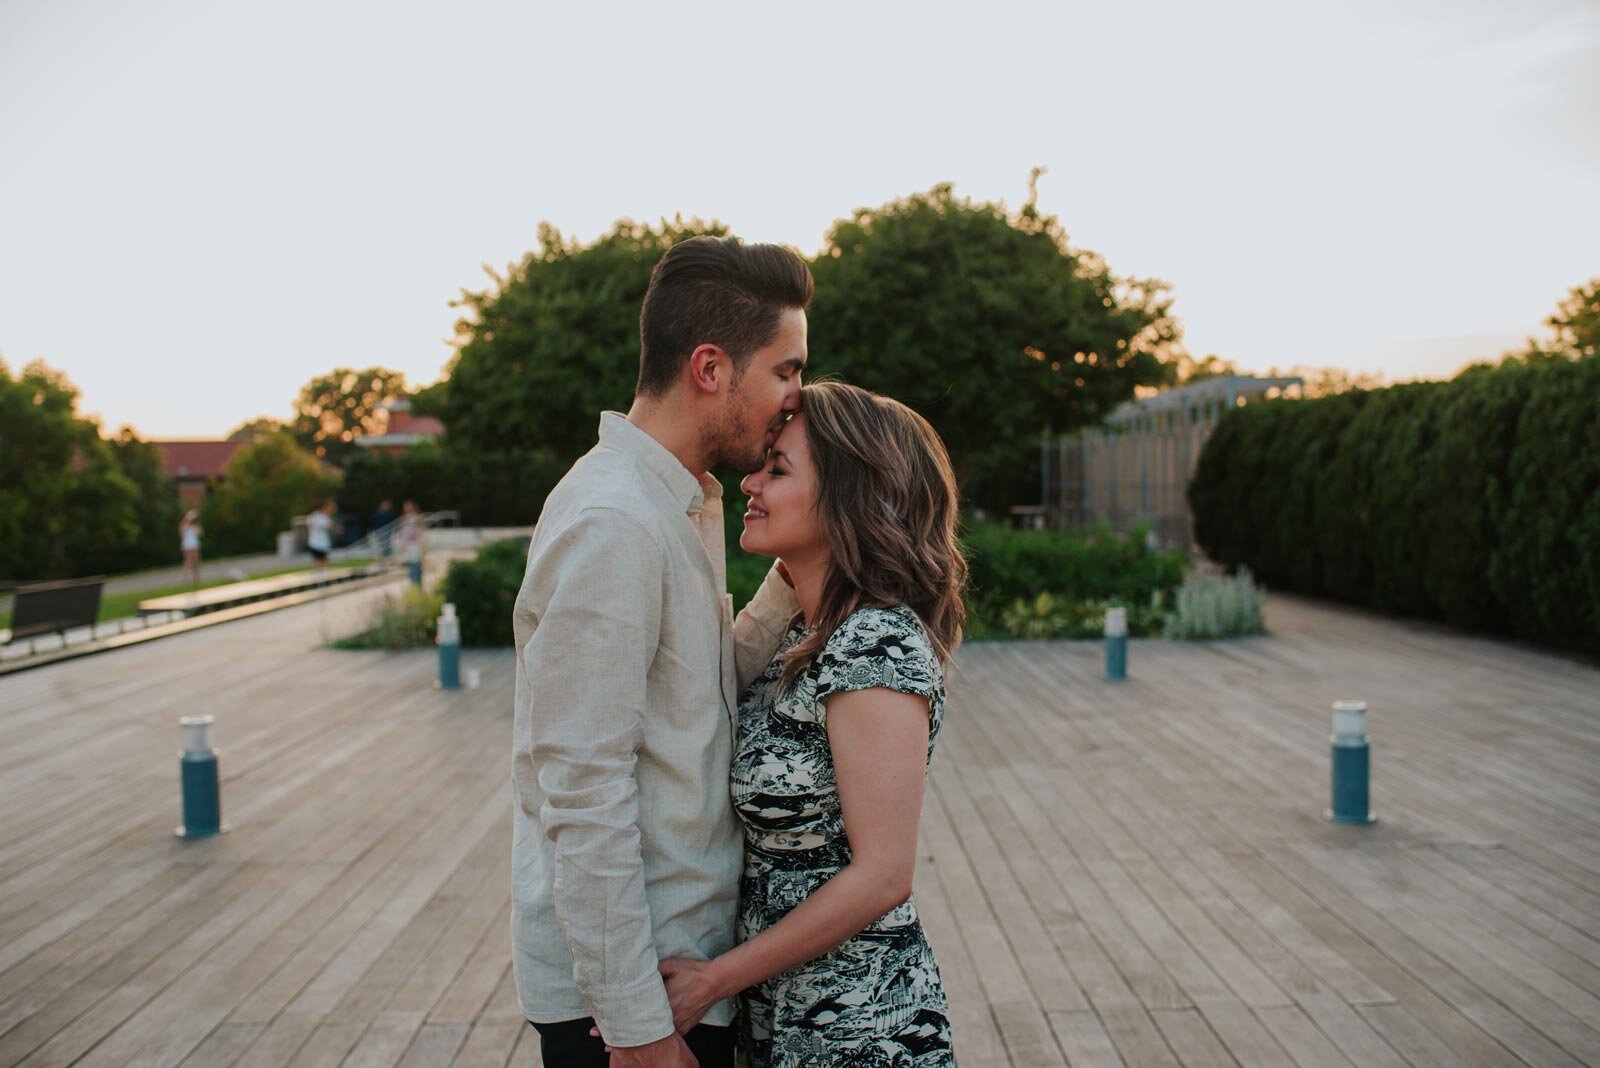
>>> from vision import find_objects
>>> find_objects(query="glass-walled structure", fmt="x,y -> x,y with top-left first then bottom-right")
1040,375 -> 1303,548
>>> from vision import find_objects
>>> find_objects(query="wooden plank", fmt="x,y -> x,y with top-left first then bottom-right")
394,1022 -> 468,1068
1095,1003 -> 1182,1068
1294,845 -> 1600,1059
1355,1004 -> 1476,1068
1148,1008 -> 1236,1068
1257,849 -> 1586,1068
447,1019 -> 523,1068
1254,1005 -> 1357,1068
1045,1010 -> 1125,1068
1293,992 -> 1410,1068
230,1015 -> 320,1068
931,757 -> 1091,1012
173,1022 -> 265,1068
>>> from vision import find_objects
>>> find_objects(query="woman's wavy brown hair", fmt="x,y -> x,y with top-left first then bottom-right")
778,381 -> 968,688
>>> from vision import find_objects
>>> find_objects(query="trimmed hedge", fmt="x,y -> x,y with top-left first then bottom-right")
1190,356 -> 1600,653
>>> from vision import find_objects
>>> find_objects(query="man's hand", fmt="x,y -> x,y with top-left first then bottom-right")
597,1030 -> 698,1067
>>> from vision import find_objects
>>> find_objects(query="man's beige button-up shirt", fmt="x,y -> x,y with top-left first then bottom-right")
512,413 -> 799,1048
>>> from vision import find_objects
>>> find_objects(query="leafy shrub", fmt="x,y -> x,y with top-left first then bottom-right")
1190,354 -> 1600,653
962,521 -> 1186,638
986,591 -> 1170,640
334,586 -> 444,649
440,537 -> 528,646
1164,568 -> 1265,639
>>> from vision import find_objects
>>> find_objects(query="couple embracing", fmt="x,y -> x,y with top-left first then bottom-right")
512,236 -> 965,1067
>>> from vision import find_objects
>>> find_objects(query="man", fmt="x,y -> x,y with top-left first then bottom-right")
512,236 -> 813,1067
369,499 -> 398,556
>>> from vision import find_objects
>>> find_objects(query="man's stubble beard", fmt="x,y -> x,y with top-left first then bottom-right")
705,374 -> 769,474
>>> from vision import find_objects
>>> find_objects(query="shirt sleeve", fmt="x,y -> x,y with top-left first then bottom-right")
519,507 -> 675,1048
811,608 -> 939,728
733,562 -> 802,694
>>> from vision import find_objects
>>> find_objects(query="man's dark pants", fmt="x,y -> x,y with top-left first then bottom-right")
530,1019 -> 734,1067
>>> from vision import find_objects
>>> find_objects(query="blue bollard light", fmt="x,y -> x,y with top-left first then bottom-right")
1105,606 -> 1128,682
1328,700 -> 1376,824
437,602 -> 461,690
176,715 -> 225,839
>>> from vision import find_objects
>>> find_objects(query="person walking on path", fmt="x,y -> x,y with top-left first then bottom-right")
369,499 -> 398,556
306,500 -> 336,573
513,235 -> 812,1068
178,510 -> 202,586
396,501 -> 422,576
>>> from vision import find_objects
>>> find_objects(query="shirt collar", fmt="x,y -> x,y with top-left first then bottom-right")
597,412 -> 722,516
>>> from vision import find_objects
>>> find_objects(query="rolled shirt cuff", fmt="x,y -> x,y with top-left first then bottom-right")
589,972 -> 676,1050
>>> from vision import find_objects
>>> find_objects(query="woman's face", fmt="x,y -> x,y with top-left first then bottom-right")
738,414 -> 827,564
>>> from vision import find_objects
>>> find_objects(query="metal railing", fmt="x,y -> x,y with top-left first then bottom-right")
332,510 -> 460,561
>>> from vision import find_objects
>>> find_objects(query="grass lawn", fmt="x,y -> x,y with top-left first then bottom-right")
1,558 -> 376,630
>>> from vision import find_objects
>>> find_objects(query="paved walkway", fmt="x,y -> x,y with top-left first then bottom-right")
0,590 -> 1596,1067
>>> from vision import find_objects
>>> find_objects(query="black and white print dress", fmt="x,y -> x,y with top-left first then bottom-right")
732,605 -> 955,1067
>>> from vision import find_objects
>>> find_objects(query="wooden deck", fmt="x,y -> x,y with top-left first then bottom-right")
1,587 -> 1597,1067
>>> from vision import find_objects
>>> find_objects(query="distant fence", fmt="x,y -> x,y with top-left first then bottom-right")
1038,375 -> 1303,547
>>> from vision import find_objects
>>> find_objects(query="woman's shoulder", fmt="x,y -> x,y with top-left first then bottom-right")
820,605 -> 937,670
813,604 -> 940,705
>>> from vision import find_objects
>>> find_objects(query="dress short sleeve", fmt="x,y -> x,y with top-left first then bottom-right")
811,607 -> 939,725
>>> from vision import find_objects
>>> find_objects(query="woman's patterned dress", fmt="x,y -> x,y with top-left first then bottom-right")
732,605 -> 955,1067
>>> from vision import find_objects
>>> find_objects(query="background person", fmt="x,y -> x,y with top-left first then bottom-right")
178,510 -> 202,586
369,498 -> 398,555
306,500 -> 336,573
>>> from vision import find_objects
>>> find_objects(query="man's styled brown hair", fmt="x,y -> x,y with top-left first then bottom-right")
636,235 -> 814,397
778,382 -> 969,688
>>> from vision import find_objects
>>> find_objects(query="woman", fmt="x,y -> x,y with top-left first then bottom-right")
178,510 -> 202,586
661,382 -> 966,1066
306,500 -> 336,573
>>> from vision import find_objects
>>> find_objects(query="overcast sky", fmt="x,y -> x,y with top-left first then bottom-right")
3,0 -> 1597,437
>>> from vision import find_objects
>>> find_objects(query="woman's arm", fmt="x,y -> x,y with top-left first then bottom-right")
731,562 -> 800,693
659,685 -> 930,1033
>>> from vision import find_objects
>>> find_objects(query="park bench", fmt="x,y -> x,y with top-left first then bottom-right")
5,577 -> 105,643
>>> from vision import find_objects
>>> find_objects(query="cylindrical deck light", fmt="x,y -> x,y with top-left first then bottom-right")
1328,700 -> 1376,824
176,715 -> 224,839
1105,606 -> 1128,682
437,602 -> 461,690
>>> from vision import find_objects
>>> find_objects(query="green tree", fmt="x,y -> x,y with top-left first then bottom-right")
1175,353 -> 1239,384
806,184 -> 1179,510
1263,364 -> 1384,398
85,428 -> 183,574
228,416 -> 285,442
201,433 -> 338,556
438,189 -> 1181,512
440,218 -> 722,461
291,367 -> 408,465
0,358 -> 143,580
1519,277 -> 1600,363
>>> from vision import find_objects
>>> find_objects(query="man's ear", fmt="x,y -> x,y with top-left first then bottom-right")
687,344 -> 728,396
